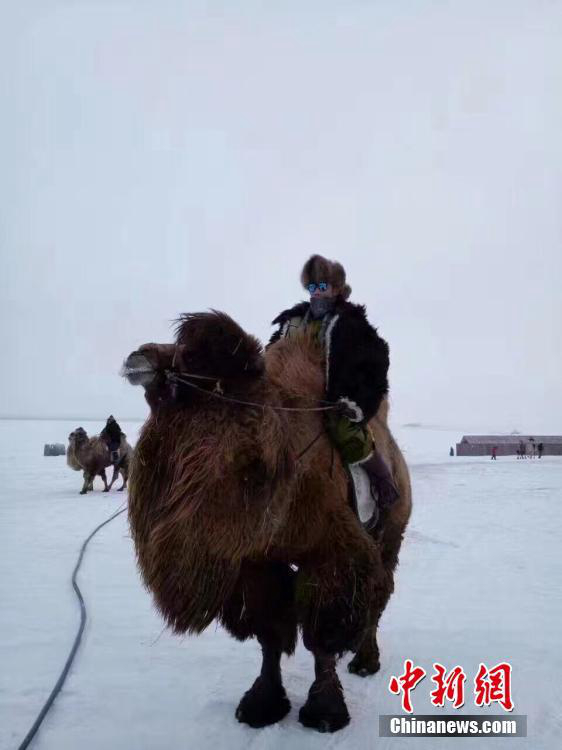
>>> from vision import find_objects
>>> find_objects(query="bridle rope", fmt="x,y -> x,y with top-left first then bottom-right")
167,372 -> 340,414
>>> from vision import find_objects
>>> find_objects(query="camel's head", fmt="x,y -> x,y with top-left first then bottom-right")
68,427 -> 88,446
122,311 -> 264,411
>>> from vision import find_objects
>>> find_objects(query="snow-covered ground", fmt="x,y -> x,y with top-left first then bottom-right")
1,418 -> 561,750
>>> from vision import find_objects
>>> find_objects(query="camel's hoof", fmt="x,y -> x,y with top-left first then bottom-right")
235,677 -> 290,728
348,655 -> 380,677
299,679 -> 350,733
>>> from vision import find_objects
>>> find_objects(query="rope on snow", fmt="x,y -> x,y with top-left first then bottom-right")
16,505 -> 127,750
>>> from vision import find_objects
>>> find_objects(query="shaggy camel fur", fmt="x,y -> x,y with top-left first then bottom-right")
67,427 -> 132,494
125,311 -> 411,733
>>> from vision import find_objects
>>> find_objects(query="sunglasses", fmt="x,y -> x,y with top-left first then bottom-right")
307,282 -> 329,293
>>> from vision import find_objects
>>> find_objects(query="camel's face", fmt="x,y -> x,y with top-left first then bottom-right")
122,350 -> 159,387
69,427 -> 88,449
123,312 -> 266,413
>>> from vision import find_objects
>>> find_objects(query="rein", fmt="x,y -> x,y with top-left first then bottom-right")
295,429 -> 324,461
168,372 -> 340,414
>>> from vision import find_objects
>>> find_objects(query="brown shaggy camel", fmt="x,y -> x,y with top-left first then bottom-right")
67,427 -> 132,494
124,311 -> 411,733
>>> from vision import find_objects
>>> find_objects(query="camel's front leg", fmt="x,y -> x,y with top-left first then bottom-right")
100,469 -> 110,492
235,638 -> 291,728
118,467 -> 128,491
107,464 -> 119,491
299,650 -> 350,733
220,561 -> 295,728
80,472 -> 92,494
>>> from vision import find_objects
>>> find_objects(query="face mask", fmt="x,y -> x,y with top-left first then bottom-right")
309,295 -> 336,319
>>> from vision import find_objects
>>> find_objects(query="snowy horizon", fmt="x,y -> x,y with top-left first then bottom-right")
1,415 -> 558,440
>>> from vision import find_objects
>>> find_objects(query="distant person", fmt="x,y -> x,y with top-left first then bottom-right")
449,446 -> 454,457
538,442 -> 544,459
100,415 -> 125,464
491,446 -> 497,460
529,437 -> 536,459
518,439 -> 526,459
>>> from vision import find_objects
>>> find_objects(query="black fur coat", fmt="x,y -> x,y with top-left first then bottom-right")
268,300 -> 389,423
100,419 -> 124,448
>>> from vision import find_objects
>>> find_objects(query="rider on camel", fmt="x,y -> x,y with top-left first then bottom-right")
100,415 -> 125,464
268,254 -> 399,523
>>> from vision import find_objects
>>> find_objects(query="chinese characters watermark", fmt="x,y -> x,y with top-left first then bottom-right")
389,661 -> 513,714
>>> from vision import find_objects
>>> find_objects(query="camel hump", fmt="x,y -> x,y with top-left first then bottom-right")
376,397 -> 390,425
174,310 -> 265,380
90,436 -> 111,459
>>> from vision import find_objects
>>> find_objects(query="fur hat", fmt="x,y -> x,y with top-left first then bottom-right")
300,254 -> 351,300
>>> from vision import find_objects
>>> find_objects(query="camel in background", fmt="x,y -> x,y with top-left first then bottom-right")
67,427 -> 132,494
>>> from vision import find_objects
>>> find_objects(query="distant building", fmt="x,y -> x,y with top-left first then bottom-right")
44,443 -> 66,456
456,435 -> 562,457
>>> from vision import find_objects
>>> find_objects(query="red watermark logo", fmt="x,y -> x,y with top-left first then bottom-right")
388,660 -> 426,714
389,661 -> 513,714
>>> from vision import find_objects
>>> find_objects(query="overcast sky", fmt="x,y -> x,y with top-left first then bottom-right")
1,0 -> 561,433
